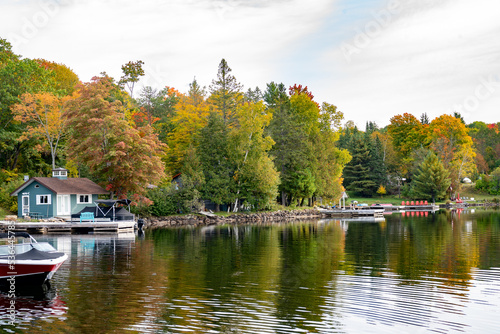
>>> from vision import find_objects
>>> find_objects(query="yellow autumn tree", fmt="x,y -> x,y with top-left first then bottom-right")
387,113 -> 429,175
166,79 -> 210,174
12,92 -> 74,169
34,59 -> 80,95
376,185 -> 387,197
230,100 -> 280,210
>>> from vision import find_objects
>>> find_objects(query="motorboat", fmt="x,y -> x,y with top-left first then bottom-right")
0,232 -> 68,285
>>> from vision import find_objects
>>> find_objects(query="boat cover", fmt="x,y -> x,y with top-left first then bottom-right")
0,248 -> 65,260
94,199 -> 132,206
71,199 -> 135,221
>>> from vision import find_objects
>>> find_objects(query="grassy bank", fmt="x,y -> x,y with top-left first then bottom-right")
0,207 -> 12,219
342,183 -> 499,207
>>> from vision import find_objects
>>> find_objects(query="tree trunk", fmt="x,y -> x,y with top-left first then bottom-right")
233,197 -> 239,212
8,143 -> 22,170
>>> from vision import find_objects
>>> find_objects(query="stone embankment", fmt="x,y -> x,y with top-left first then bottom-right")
144,209 -> 322,229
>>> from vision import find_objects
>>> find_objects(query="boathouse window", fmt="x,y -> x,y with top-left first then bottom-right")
36,194 -> 51,205
77,194 -> 91,204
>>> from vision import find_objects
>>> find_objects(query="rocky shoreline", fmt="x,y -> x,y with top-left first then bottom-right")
142,202 -> 499,229
143,209 -> 322,229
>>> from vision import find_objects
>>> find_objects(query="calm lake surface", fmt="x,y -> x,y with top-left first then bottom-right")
1,208 -> 500,333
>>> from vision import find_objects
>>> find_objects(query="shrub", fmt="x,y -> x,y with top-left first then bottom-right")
133,183 -> 204,217
145,186 -> 178,216
0,177 -> 24,214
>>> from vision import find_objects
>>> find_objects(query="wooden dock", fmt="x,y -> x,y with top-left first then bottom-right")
356,204 -> 440,212
398,204 -> 440,211
318,208 -> 385,218
0,220 -> 136,234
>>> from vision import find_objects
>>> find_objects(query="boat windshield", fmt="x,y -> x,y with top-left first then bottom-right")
0,243 -> 33,256
0,241 -> 57,256
32,242 -> 57,252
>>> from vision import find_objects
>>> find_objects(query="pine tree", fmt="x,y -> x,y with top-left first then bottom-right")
411,152 -> 451,203
244,87 -> 262,103
420,112 -> 430,125
209,59 -> 243,125
369,135 -> 387,188
365,121 -> 378,135
343,138 -> 377,196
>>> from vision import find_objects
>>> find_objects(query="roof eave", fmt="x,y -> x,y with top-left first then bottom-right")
10,178 -> 36,196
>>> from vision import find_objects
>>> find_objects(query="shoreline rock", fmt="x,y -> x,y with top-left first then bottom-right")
143,209 -> 322,229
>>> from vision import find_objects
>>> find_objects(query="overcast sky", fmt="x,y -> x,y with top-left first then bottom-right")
1,0 -> 499,128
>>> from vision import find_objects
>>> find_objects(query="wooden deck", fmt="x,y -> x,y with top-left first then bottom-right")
318,208 -> 385,218
398,205 -> 440,211
0,220 -> 136,234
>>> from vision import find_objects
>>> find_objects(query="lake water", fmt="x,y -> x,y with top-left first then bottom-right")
1,208 -> 500,333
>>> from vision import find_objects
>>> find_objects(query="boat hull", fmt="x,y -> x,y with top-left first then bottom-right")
0,254 -> 67,286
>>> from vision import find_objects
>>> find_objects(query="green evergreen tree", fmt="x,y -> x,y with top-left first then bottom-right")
209,59 -> 243,125
343,138 -> 377,196
244,86 -> 262,103
198,112 -> 235,211
264,82 -> 297,205
138,85 -> 179,142
369,135 -> 387,188
411,152 -> 451,203
337,125 -> 362,152
365,121 -> 379,135
420,112 -> 430,125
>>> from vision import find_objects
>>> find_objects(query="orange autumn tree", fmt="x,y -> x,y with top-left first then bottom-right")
12,92 -> 73,169
428,114 -> 476,191
65,75 -> 166,201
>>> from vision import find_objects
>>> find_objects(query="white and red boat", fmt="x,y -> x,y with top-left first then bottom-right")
0,232 -> 68,285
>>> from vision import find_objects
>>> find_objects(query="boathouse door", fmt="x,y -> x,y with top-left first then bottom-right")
57,194 -> 71,216
22,194 -> 29,216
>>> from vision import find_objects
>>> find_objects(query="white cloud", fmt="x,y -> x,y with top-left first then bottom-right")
1,0 -> 498,127
1,0 -> 335,94
319,0 -> 500,127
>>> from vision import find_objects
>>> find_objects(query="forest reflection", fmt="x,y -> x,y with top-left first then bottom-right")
7,208 -> 500,333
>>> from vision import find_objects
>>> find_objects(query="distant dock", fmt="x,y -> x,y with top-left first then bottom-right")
398,204 -> 440,211
318,202 -> 440,218
0,220 -> 136,234
361,205 -> 440,212
318,208 -> 385,218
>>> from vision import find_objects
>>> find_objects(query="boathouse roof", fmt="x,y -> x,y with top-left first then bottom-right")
10,177 -> 109,196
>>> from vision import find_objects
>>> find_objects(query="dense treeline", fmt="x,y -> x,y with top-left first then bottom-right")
1,36 -> 499,215
0,38 -> 350,214
338,114 -> 500,201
